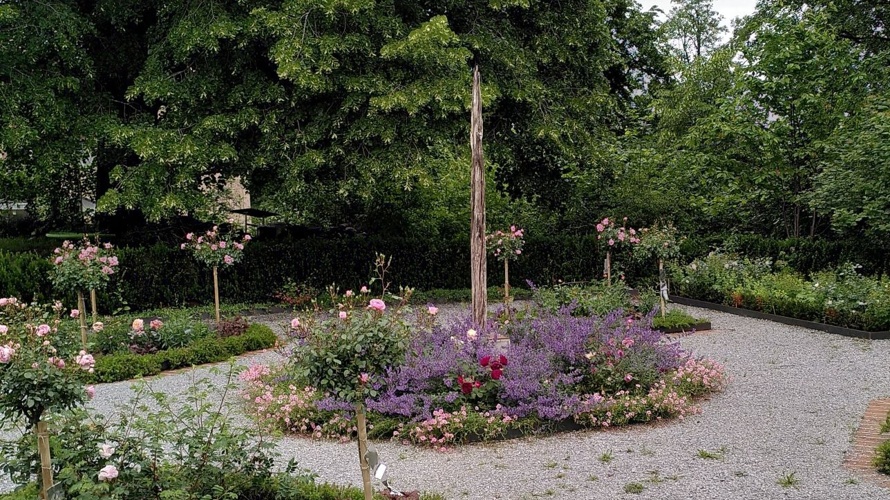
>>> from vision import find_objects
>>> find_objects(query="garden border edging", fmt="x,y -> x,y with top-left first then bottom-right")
669,296 -> 890,340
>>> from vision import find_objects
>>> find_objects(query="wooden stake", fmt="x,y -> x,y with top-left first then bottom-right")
504,259 -> 510,304
659,258 -> 667,318
77,291 -> 87,348
36,421 -> 53,500
355,403 -> 374,500
605,251 -> 612,286
213,266 -> 221,324
470,65 -> 487,328
90,289 -> 98,322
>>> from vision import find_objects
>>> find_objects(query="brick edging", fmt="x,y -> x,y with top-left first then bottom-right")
844,398 -> 890,488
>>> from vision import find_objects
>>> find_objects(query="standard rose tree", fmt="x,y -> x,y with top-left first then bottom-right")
633,222 -> 683,317
595,217 -> 640,286
49,238 -> 119,347
0,298 -> 95,499
286,293 -> 412,500
486,226 -> 525,304
181,226 -> 250,323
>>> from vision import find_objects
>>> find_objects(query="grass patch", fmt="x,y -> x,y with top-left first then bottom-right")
776,472 -> 800,488
623,482 -> 645,494
652,308 -> 707,331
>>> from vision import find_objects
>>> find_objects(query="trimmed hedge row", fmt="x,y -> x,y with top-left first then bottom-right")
89,324 -> 277,383
0,235 -> 649,311
2,233 -> 886,313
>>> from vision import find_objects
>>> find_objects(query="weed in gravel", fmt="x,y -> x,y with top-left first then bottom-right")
624,482 -> 645,494
543,459 -> 558,469
587,475 -> 599,482
697,446 -> 726,460
844,477 -> 859,485
777,472 -> 800,488
599,450 -> 614,463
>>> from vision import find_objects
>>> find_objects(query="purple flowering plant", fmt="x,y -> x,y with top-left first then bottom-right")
242,302 -> 728,448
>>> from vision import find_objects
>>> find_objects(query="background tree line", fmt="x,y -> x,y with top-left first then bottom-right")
1,0 -> 888,255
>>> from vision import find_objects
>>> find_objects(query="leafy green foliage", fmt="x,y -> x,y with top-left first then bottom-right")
651,309 -> 705,331
89,324 -> 276,383
288,300 -> 411,403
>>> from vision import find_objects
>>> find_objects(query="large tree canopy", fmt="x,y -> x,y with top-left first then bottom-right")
0,0 -> 668,236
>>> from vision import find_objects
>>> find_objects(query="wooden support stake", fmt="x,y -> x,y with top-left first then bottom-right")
659,258 -> 667,318
213,266 -> 221,324
355,403 -> 374,500
470,65 -> 487,328
605,251 -> 612,286
504,259 -> 510,304
36,421 -> 53,500
77,291 -> 88,348
90,289 -> 98,322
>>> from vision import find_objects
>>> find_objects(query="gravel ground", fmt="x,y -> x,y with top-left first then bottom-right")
3,303 -> 890,499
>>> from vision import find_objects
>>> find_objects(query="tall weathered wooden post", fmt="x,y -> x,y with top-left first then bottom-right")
470,65 -> 487,327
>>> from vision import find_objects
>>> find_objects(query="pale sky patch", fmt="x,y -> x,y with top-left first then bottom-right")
642,0 -> 760,40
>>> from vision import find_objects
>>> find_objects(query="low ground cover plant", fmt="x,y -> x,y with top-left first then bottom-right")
242,302 -> 727,450
0,367 -> 446,500
671,253 -> 890,331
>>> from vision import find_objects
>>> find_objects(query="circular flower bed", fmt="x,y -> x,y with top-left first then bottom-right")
242,303 -> 727,449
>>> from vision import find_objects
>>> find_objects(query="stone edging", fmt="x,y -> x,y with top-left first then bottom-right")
844,398 -> 890,488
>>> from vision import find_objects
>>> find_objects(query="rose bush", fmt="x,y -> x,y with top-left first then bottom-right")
48,239 -> 119,296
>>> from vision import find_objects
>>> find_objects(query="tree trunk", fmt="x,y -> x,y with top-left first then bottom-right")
470,65 -> 487,327
355,403 -> 374,500
213,266 -> 221,324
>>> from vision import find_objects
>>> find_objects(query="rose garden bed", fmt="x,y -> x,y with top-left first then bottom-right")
240,295 -> 727,450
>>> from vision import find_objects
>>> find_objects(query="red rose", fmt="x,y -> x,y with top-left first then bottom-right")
491,369 -> 503,380
499,355 -> 508,366
490,361 -> 502,370
461,382 -> 474,394
480,356 -> 490,367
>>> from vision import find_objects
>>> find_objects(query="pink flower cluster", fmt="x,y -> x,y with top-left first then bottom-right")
53,239 -> 119,276
182,226 -> 250,267
595,217 -> 640,247
486,225 -> 525,261
0,344 -> 15,363
670,358 -> 728,395
407,407 -> 467,451
75,350 -> 96,372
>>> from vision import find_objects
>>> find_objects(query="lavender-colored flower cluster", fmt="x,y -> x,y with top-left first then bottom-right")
364,306 -> 690,422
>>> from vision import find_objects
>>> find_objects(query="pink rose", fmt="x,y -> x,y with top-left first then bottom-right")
234,242 -> 244,250
624,373 -> 634,382
54,256 -> 63,264
150,319 -> 163,331
223,255 -> 234,265
360,286 -> 369,294
98,465 -> 118,481
243,234 -> 252,241
132,319 -> 144,332
219,241 -> 227,249
367,299 -> 386,312
0,325 -> 7,334
76,350 -> 95,371
339,311 -> 347,319
36,324 -> 51,336
515,249 -> 521,255
359,373 -> 370,384
427,306 -> 438,315
99,443 -> 115,458
0,345 -> 14,363
596,224 -> 604,232
345,290 -> 354,297
290,318 -> 300,330
186,233 -> 194,240
70,309 -> 79,319
0,298 -> 7,306
608,239 -> 615,246
211,244 -> 218,251
85,385 -> 95,399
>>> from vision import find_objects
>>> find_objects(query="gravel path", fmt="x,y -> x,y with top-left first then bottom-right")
4,303 -> 890,499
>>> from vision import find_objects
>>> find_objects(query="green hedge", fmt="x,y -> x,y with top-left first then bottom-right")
3,233 -> 886,313
0,235 -> 645,311
89,324 -> 277,383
